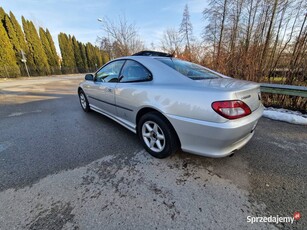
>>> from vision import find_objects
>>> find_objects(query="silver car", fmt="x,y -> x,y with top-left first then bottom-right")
78,51 -> 263,158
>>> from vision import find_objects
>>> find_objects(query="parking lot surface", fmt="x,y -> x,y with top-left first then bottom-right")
0,76 -> 306,229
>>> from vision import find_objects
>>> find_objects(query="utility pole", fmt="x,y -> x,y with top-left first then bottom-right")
20,49 -> 30,77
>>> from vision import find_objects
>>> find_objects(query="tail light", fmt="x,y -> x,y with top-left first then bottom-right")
211,100 -> 251,120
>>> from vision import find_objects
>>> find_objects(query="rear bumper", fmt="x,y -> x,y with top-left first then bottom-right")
166,104 -> 264,157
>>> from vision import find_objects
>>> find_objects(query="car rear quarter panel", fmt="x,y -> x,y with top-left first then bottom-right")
115,83 -> 234,124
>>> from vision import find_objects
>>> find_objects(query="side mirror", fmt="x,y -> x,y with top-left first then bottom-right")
85,74 -> 94,81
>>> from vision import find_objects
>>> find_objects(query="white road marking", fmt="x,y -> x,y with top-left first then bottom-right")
7,110 -> 42,117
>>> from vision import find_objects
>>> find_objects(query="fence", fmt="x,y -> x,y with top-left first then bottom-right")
260,83 -> 307,112
260,83 -> 307,98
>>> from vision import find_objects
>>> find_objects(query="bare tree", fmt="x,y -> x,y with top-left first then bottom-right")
217,0 -> 228,68
160,28 -> 182,55
201,0 -> 306,110
286,10 -> 307,84
203,0 -> 229,70
267,0 -> 289,81
229,0 -> 244,53
244,0 -> 260,52
99,37 -> 112,60
98,15 -> 144,58
260,0 -> 279,73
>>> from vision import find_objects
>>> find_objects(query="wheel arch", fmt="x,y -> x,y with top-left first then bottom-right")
77,87 -> 83,94
136,107 -> 181,147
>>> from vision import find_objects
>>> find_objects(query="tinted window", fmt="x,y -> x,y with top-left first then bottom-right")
95,60 -> 125,83
158,58 -> 221,80
120,60 -> 152,83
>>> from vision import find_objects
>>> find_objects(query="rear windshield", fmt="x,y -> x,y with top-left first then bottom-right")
158,58 -> 221,80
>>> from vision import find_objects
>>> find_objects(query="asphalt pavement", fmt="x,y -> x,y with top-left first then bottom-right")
0,75 -> 306,230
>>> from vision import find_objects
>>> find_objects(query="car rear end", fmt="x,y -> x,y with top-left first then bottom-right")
165,79 -> 264,157
135,56 -> 264,157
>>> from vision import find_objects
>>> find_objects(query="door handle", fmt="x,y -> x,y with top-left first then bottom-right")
106,88 -> 112,93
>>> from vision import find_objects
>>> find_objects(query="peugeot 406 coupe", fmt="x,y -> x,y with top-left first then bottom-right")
78,51 -> 263,158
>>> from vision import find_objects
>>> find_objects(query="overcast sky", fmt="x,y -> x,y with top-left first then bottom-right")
1,0 -> 207,54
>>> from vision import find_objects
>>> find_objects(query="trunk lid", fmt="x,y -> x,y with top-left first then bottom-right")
235,87 -> 261,112
196,78 -> 262,111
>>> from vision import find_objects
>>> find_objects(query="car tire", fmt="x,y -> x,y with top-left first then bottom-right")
138,112 -> 179,158
78,90 -> 90,112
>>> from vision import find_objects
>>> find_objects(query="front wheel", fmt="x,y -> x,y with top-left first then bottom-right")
78,90 -> 90,112
138,112 -> 179,158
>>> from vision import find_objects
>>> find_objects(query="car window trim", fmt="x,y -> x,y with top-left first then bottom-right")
155,57 -> 221,80
118,59 -> 153,83
94,60 -> 127,82
93,58 -> 153,83
120,78 -> 152,83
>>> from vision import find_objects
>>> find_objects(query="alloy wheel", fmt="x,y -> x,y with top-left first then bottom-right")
142,121 -> 165,152
79,93 -> 87,109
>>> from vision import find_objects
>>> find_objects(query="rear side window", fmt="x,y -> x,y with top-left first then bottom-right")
158,58 -> 221,80
120,60 -> 152,83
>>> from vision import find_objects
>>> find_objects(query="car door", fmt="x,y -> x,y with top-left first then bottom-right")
115,60 -> 153,126
87,60 -> 125,116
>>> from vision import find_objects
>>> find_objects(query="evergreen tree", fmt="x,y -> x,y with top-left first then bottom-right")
72,36 -> 84,73
179,4 -> 193,59
0,21 -> 20,77
22,17 -> 50,75
0,7 -> 5,22
58,33 -> 76,73
100,50 -> 109,65
45,29 -> 60,73
21,16 -> 35,74
79,42 -> 88,72
3,14 -> 24,74
3,15 -> 21,58
9,12 -> 35,75
94,46 -> 103,67
85,42 -> 97,71
39,27 -> 60,74
68,35 -> 77,73
9,12 -> 28,52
